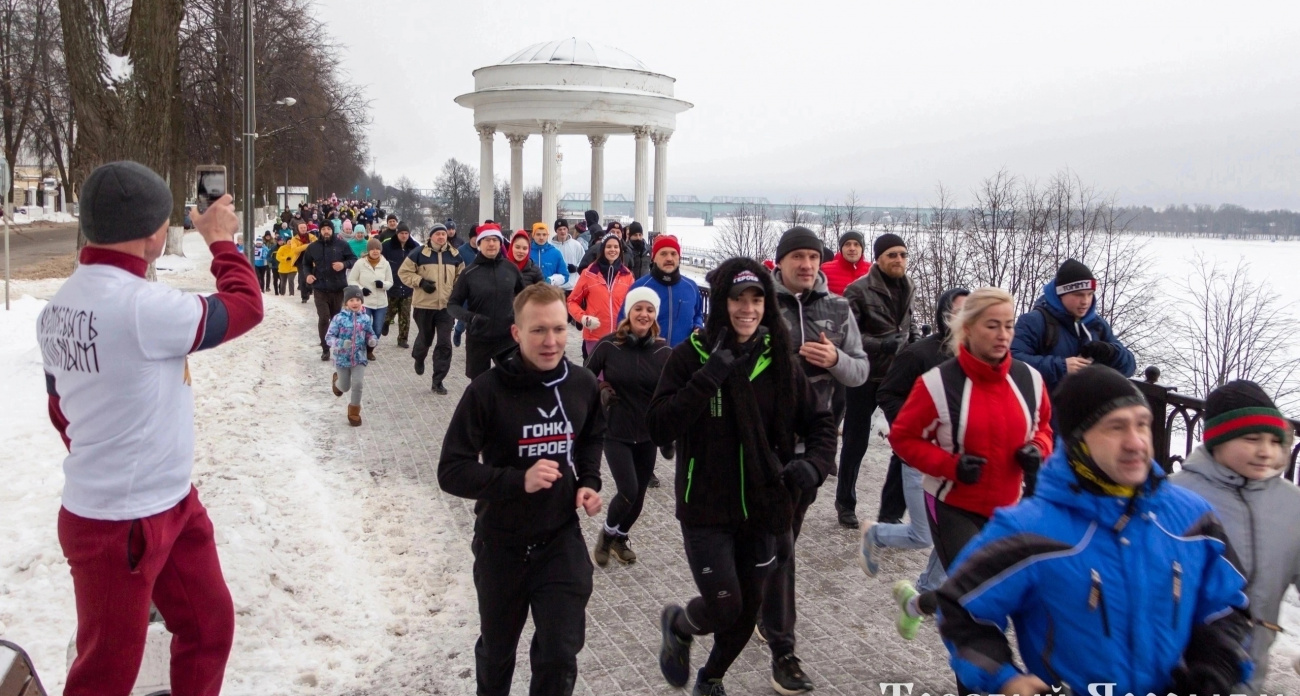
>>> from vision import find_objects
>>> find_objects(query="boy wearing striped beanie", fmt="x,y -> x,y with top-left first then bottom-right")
1171,379 -> 1299,691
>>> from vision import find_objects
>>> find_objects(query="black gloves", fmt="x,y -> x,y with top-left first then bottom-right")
782,459 -> 821,492
374,280 -> 383,289
697,328 -> 737,386
1016,444 -> 1042,497
599,384 -> 617,409
362,287 -> 371,297
1169,612 -> 1251,696
567,263 -> 577,273
1080,340 -> 1118,363
955,454 -> 987,485
419,279 -> 436,294
879,338 -> 900,355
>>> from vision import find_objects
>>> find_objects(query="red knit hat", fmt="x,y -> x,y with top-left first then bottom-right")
651,234 -> 681,258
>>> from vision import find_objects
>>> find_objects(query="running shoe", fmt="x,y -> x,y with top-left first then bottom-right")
771,654 -> 813,695
858,522 -> 881,577
659,605 -> 692,688
892,580 -> 923,640
693,678 -> 727,696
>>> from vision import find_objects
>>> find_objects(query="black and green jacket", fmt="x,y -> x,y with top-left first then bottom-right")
647,332 -> 836,528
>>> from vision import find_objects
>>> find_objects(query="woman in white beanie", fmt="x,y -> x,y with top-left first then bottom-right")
584,287 -> 672,566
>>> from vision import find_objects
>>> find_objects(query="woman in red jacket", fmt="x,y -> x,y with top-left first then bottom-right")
568,234 -> 634,354
884,287 -> 1053,640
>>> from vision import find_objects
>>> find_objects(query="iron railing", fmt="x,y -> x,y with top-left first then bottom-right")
1131,366 -> 1300,484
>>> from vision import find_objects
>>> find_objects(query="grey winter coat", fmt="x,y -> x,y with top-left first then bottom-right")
774,269 -> 870,416
1171,445 -> 1300,690
843,264 -> 918,383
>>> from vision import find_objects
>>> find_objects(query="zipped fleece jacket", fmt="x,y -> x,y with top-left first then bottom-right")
889,346 -> 1054,518
437,356 -> 605,545
584,332 -> 672,444
1011,280 -> 1136,392
568,263 -> 634,343
937,455 -> 1253,695
623,271 -> 704,347
843,264 -> 918,382
646,334 -> 837,527
773,269 -> 870,415
1172,445 -> 1300,689
446,253 -> 524,343
398,241 -> 463,310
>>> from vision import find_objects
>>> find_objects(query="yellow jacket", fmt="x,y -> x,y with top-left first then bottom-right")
276,235 -> 314,272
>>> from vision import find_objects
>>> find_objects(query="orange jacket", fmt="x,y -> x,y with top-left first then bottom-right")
567,263 -> 635,342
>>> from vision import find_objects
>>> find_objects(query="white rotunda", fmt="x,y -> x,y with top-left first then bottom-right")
455,38 -> 693,233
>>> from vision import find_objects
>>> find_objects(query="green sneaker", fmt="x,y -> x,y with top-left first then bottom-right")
892,580 -> 923,640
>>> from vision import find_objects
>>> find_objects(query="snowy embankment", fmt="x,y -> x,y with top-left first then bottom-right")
0,232 -> 474,695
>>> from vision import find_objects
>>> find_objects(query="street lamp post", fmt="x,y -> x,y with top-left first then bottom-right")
241,0 -> 255,262
273,97 -> 296,213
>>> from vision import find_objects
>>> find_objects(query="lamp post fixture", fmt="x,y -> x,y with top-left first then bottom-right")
273,97 -> 297,211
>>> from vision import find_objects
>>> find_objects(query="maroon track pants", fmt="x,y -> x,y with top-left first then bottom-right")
59,486 -> 235,696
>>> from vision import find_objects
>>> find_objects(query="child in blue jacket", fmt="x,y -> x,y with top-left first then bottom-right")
326,286 -> 377,426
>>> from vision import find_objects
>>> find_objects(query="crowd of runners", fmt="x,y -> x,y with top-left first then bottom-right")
37,161 -> 1299,696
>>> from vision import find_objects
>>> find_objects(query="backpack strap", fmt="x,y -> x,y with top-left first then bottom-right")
920,358 -> 971,455
1008,360 -> 1044,441
1035,306 -> 1059,355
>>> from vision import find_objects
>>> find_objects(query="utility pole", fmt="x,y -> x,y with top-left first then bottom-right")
241,0 -> 256,261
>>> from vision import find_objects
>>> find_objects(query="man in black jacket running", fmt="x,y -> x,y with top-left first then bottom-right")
438,283 -> 605,696
447,224 -> 524,379
303,224 -> 357,360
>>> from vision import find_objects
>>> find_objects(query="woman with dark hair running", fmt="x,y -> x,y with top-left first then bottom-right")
585,286 -> 672,566
648,257 -> 837,696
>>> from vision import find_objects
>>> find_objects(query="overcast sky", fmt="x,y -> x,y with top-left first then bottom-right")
313,0 -> 1300,210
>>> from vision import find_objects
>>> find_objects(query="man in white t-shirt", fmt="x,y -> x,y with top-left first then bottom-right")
38,161 -> 264,696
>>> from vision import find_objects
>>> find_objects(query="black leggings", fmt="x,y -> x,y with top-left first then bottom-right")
916,495 -> 988,616
674,523 -> 777,682
602,440 -> 657,537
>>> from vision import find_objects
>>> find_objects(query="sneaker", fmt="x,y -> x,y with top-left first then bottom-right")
647,474 -> 661,488
892,580 -> 923,640
659,605 -> 693,688
753,621 -> 769,644
453,329 -> 463,348
609,536 -> 637,564
858,523 -> 881,577
771,654 -> 813,695
693,678 -> 727,696
592,528 -> 612,567
432,382 -> 448,395
320,347 -> 330,361
331,373 -> 343,397
397,339 -> 409,349
659,443 -> 675,459
414,359 -> 425,376
835,503 -> 859,529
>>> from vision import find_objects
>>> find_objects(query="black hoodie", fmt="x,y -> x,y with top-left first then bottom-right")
446,251 -> 524,342
438,355 -> 605,545
876,287 -> 970,422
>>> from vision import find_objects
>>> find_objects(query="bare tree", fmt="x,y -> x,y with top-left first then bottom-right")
1163,254 -> 1300,411
711,201 -> 776,263
909,184 -> 972,324
432,157 -> 477,228
520,185 -> 541,229
391,176 -> 425,230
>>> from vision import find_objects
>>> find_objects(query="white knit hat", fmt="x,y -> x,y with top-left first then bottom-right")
623,286 -> 661,315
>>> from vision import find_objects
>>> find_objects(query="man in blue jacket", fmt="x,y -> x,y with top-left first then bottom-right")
937,365 -> 1252,696
620,234 -> 703,347
1011,259 -> 1135,394
529,222 -> 569,287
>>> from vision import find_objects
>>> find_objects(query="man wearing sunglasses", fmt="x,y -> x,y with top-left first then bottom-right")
839,234 -> 918,529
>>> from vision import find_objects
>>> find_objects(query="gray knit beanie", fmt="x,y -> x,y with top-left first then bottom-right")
80,161 -> 174,244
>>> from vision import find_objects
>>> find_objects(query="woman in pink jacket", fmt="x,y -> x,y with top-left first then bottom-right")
568,234 -> 635,354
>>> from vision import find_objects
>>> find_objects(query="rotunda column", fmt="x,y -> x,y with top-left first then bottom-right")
476,124 -> 496,225
506,133 -> 528,231
541,121 -> 560,228
588,134 -> 607,220
632,126 -> 651,224
652,130 -> 671,235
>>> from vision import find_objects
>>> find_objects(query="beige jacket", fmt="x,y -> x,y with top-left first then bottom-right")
398,241 -> 463,310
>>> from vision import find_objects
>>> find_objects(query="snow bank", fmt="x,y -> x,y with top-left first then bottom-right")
154,254 -> 196,274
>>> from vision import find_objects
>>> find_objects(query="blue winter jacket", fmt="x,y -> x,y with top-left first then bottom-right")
937,450 -> 1253,695
325,308 -> 376,368
621,274 -> 704,347
1011,281 -> 1136,391
529,242 -> 569,286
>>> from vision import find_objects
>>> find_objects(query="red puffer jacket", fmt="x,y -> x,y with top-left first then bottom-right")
888,345 -> 1054,518
820,253 -> 870,295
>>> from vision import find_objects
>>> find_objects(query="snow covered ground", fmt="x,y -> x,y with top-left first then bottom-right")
0,233 -> 478,695
1,229 -> 1297,694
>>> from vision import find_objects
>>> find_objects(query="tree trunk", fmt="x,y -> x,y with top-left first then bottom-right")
60,0 -> 184,266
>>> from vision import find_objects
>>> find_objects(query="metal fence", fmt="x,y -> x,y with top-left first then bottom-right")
1131,366 -> 1300,484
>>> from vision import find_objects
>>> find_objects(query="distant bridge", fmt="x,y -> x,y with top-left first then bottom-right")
557,193 -> 929,225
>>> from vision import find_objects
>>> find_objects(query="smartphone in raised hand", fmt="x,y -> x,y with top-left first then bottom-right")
195,165 -> 226,213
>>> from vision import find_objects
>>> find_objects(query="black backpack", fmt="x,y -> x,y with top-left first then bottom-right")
931,357 -> 1042,455
1034,306 -> 1059,355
